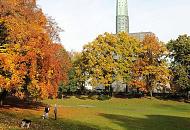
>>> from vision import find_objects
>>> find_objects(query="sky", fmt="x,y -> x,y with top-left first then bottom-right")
37,0 -> 190,52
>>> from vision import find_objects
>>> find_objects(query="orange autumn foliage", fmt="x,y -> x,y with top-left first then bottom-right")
131,34 -> 170,95
0,0 -> 71,99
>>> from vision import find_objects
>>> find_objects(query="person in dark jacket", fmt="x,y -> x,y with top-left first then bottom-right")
44,105 -> 50,119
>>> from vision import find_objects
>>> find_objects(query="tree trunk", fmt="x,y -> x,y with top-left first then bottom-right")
150,90 -> 153,99
81,81 -> 85,95
0,100 -> 3,106
187,91 -> 190,100
0,90 -> 8,106
125,84 -> 128,93
109,85 -> 113,97
104,86 -> 108,96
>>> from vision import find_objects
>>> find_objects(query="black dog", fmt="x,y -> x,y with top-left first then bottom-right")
21,119 -> 32,128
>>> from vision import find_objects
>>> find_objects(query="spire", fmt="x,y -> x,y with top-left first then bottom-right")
116,0 -> 129,33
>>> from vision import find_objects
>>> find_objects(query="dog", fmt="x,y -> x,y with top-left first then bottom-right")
21,119 -> 32,128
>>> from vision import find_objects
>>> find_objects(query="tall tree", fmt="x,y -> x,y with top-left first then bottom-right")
81,32 -> 139,96
116,32 -> 140,91
0,0 -> 71,103
132,34 -> 170,97
167,35 -> 190,98
65,51 -> 83,94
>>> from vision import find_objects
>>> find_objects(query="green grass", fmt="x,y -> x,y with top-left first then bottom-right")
1,96 -> 190,130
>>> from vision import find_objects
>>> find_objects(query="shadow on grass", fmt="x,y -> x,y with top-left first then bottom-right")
30,118 -> 100,130
0,110 -> 101,130
1,96 -> 45,109
100,113 -> 190,130
75,95 -> 90,100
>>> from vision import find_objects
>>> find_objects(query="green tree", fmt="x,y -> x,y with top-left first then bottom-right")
70,51 -> 86,94
167,35 -> 190,98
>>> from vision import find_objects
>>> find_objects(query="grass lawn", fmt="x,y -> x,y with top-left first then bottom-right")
0,96 -> 190,130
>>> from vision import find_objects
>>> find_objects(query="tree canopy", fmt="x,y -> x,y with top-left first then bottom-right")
80,32 -> 139,88
131,34 -> 170,97
167,35 -> 190,92
0,0 -> 71,100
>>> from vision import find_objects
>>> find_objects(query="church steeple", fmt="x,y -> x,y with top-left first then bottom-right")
116,0 -> 129,33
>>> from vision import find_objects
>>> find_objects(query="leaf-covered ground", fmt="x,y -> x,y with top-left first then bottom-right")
0,97 -> 190,130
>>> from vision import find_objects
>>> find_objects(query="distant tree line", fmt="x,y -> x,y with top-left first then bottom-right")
64,33 -> 190,100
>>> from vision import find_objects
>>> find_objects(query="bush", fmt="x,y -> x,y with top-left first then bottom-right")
97,94 -> 111,100
88,95 -> 99,100
88,92 -> 99,100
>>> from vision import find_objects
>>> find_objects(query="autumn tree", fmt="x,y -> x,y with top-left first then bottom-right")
132,34 -> 170,97
116,32 -> 140,92
81,32 -> 139,96
0,0 -> 71,103
167,35 -> 190,98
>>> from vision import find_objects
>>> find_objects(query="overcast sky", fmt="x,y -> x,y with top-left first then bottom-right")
37,0 -> 190,51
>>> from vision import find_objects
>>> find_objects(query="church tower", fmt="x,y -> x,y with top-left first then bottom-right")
116,0 -> 129,33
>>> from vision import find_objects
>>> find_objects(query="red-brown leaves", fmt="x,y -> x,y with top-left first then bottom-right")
0,0 -> 71,99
